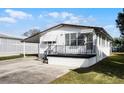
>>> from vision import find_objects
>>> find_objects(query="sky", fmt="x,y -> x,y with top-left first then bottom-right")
0,8 -> 122,38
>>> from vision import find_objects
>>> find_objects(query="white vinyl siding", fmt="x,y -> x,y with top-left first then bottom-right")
96,33 -> 112,62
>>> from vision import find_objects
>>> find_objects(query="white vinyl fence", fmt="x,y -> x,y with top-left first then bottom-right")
0,38 -> 38,57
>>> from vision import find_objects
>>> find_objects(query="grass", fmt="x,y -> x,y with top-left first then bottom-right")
52,53 -> 124,84
0,55 -> 23,61
0,54 -> 37,61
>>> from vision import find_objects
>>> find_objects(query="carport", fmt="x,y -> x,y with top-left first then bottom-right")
22,32 -> 41,58
22,24 -> 65,58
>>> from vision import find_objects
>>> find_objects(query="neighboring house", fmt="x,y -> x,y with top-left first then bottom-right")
0,33 -> 38,57
23,23 -> 113,68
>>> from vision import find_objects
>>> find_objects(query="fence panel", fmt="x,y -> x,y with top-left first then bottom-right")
0,38 -> 38,57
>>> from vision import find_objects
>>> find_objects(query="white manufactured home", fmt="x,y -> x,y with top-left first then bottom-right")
23,24 -> 113,68
0,33 -> 38,57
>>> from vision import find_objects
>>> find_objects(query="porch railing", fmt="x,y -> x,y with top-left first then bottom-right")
45,43 -> 96,55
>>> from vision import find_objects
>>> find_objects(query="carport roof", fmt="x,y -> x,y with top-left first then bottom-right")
0,33 -> 23,40
22,23 -> 113,43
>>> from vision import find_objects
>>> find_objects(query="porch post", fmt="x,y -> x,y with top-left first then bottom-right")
93,33 -> 97,53
38,43 -> 40,59
23,42 -> 26,58
85,35 -> 87,54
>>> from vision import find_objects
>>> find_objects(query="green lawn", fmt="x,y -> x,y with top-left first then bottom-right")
0,55 -> 23,61
52,53 -> 124,84
0,54 -> 37,61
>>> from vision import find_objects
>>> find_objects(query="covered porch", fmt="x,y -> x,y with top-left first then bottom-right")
44,32 -> 96,57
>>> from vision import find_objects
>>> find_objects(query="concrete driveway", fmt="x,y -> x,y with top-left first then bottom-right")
0,57 -> 70,84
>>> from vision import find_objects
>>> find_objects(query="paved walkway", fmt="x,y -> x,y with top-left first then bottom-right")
0,57 -> 70,84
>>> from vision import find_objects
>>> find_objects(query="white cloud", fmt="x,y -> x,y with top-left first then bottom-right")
61,12 -> 73,19
30,26 -> 40,29
0,17 -> 16,23
63,15 -> 95,24
47,11 -> 73,19
48,12 -> 60,18
64,16 -> 81,24
0,9 -> 33,24
46,11 -> 96,24
5,9 -> 32,19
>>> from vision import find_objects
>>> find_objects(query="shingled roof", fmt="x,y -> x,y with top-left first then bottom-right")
22,23 -> 113,43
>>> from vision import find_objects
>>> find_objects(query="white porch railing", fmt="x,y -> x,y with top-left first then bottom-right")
45,43 -> 96,55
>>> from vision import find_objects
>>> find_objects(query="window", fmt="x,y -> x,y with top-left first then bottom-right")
99,35 -> 101,46
105,38 -> 107,47
78,33 -> 85,45
65,33 -> 85,46
70,33 -> 76,46
78,33 -> 84,39
65,34 -> 70,46
107,40 -> 109,47
87,34 -> 93,49
108,41 -> 110,47
102,37 -> 105,47
71,39 -> 76,46
87,34 -> 93,43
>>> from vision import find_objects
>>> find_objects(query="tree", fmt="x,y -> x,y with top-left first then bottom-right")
113,37 -> 124,52
115,9 -> 124,52
116,9 -> 124,36
23,28 -> 40,37
113,38 -> 121,47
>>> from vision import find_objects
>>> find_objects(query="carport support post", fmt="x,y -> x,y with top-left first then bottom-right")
38,43 -> 40,59
23,42 -> 26,58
